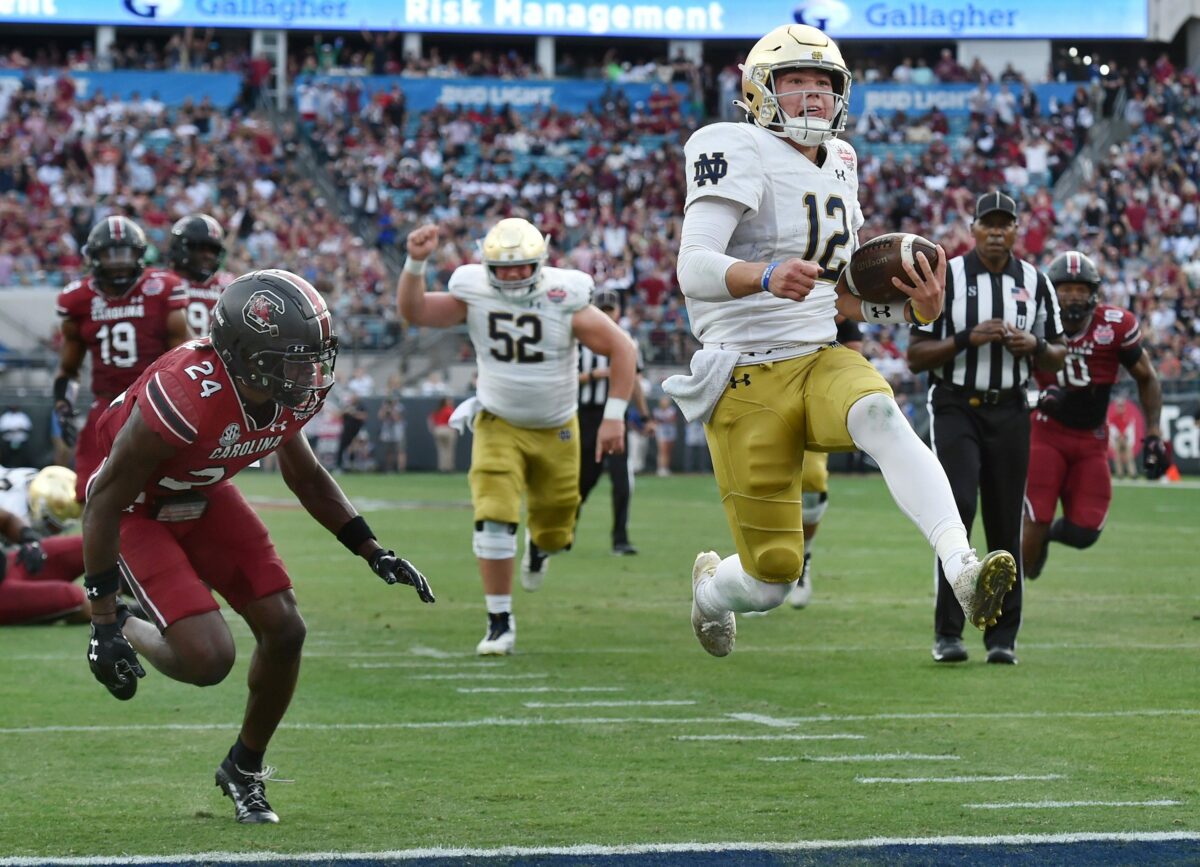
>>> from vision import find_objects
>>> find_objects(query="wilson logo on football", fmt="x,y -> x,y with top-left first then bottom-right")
243,290 -> 286,335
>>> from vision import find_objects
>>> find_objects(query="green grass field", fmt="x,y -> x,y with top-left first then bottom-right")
1,471 -> 1197,859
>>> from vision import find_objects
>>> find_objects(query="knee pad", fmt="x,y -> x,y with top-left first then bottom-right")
1053,518 -> 1101,550
532,528 -> 571,556
754,545 -> 802,584
802,491 -> 829,526
472,520 -> 518,560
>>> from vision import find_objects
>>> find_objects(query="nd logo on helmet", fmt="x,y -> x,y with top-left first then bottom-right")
793,0 -> 852,29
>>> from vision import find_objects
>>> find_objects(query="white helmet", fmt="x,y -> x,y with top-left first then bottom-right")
28,466 -> 81,534
734,24 -> 852,148
480,218 -> 548,297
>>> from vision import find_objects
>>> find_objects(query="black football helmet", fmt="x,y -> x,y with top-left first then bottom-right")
168,214 -> 226,283
210,270 -> 338,413
84,216 -> 147,296
1046,251 -> 1102,327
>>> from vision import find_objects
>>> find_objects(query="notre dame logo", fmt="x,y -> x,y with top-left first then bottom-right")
693,152 -> 728,187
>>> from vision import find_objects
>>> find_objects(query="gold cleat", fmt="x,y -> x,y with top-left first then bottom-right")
951,550 -> 1017,631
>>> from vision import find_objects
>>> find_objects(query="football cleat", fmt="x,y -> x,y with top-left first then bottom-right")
932,636 -> 969,663
520,530 -> 547,592
986,646 -> 1018,665
476,612 -> 516,656
787,551 -> 813,609
950,550 -> 1018,630
611,541 -> 639,556
690,551 -> 735,657
215,758 -> 284,824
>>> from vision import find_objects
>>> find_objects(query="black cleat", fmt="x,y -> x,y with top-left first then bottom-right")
932,636 -> 969,663
986,646 -> 1018,665
612,541 -> 639,556
215,758 -> 283,824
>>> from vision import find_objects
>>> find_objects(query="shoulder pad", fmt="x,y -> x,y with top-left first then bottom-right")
539,267 -> 593,312
448,264 -> 490,301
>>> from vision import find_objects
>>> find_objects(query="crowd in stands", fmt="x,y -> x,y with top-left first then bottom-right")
1,36 -> 1198,386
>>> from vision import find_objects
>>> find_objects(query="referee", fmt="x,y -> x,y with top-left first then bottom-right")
578,289 -> 650,555
907,191 -> 1067,665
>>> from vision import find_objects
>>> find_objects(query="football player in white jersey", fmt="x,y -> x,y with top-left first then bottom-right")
671,24 -> 1018,657
399,219 -> 637,655
0,465 -> 89,625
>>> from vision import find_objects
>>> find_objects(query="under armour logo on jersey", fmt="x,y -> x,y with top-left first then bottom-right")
835,169 -> 847,181
693,152 -> 728,187
729,373 -> 751,389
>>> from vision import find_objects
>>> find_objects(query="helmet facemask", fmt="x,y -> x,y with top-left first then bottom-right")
1057,284 -> 1100,330
177,240 -> 225,283
92,245 -> 145,296
245,339 -> 338,414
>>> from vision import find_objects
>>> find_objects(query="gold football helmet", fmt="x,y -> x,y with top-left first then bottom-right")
480,218 -> 548,297
734,24 -> 852,147
28,465 -> 81,534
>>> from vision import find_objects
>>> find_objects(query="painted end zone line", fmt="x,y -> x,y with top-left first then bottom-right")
965,799 -> 1183,809
4,831 -> 1200,865
858,774 -> 1064,784
676,734 -> 866,741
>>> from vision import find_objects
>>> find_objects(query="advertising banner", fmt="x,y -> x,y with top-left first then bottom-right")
0,0 -> 1148,39
0,69 -> 242,107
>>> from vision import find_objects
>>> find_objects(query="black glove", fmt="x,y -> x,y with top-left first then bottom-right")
87,620 -> 145,701
1036,385 -> 1065,414
16,533 -> 46,575
369,549 -> 436,603
54,400 -> 77,448
1142,434 -> 1172,481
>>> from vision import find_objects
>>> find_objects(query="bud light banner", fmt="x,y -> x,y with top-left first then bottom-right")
298,75 -> 692,116
0,0 -> 1148,38
850,82 -> 1081,118
0,70 -> 242,108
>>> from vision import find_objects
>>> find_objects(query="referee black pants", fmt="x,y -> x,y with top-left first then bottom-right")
578,407 -> 632,547
930,386 -> 1030,648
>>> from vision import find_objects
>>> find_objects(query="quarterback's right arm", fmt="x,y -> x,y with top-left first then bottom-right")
397,224 -> 468,327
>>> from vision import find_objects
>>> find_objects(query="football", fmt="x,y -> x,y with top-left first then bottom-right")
838,232 -> 940,304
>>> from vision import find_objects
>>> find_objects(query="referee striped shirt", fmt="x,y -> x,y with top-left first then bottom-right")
915,249 -> 1064,391
579,330 -> 643,410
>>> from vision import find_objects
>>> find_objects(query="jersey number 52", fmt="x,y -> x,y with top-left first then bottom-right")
488,312 -> 545,363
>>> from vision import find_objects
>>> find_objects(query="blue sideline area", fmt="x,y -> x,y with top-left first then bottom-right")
23,838 -> 1200,867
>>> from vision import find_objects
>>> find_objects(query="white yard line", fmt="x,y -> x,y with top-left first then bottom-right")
522,700 -> 696,708
676,734 -> 866,741
731,709 -> 1200,725
4,832 -> 1200,865
409,673 -> 549,681
350,662 -> 507,669
803,754 -> 960,763
858,774 -> 1064,784
964,799 -> 1183,809
456,687 -> 625,694
0,717 -> 743,735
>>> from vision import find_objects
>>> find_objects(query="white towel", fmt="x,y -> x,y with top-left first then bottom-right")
661,348 -> 741,424
448,396 -> 483,434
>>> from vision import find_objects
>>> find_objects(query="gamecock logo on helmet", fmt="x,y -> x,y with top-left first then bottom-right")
242,289 -> 286,335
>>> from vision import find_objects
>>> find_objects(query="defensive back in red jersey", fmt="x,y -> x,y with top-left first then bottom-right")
56,267 -> 188,400
94,338 -> 320,509
180,269 -> 236,336
1033,303 -> 1143,431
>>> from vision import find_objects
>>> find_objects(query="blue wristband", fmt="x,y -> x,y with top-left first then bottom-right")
761,262 -> 779,293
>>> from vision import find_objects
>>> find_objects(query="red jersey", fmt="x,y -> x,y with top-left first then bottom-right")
1033,303 -> 1143,432
56,267 -> 187,400
95,338 -> 320,513
178,269 -> 236,336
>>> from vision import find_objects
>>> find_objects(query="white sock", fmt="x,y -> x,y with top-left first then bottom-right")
696,554 -> 792,617
846,393 -> 972,576
485,594 -> 512,615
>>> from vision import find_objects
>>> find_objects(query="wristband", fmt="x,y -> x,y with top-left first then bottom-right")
403,257 -> 427,276
602,398 -> 629,421
1034,336 -> 1048,356
53,375 -> 71,403
84,565 -> 122,600
908,301 -> 937,325
337,515 -> 377,553
760,262 -> 779,293
860,299 -> 908,324
953,331 -> 972,351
